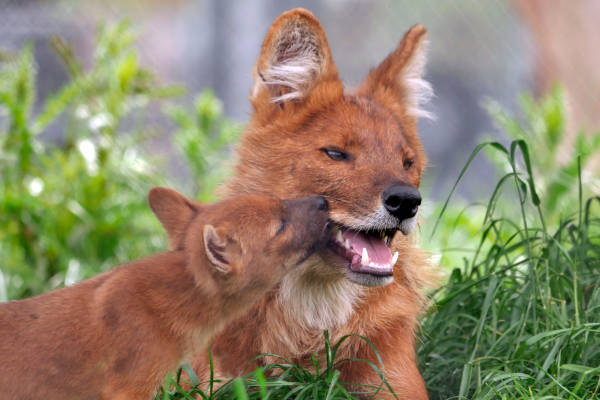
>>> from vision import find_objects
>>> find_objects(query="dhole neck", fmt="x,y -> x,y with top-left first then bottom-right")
129,252 -> 224,333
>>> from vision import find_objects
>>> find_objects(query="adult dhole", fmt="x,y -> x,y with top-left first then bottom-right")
189,8 -> 436,399
0,188 -> 330,399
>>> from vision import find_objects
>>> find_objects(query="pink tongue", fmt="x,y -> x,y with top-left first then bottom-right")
343,229 -> 392,264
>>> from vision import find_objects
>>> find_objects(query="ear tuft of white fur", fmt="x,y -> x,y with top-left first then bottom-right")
263,56 -> 320,103
257,26 -> 323,103
401,40 -> 435,120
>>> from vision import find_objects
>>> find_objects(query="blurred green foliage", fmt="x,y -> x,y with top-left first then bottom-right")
0,22 -> 240,301
167,90 -> 241,202
485,86 -> 600,221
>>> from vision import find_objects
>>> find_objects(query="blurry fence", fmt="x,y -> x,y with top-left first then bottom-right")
0,0 -> 542,199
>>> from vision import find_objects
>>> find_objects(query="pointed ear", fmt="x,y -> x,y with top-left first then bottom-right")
203,224 -> 231,273
251,8 -> 339,106
148,187 -> 199,250
358,25 -> 434,120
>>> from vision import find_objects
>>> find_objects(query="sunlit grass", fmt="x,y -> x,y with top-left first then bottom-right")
419,140 -> 600,399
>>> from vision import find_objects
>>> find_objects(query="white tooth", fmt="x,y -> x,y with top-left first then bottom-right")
361,248 -> 369,265
391,251 -> 399,265
336,230 -> 343,243
345,239 -> 350,249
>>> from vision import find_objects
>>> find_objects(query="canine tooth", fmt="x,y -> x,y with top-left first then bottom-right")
391,251 -> 399,265
336,230 -> 343,243
361,248 -> 369,265
345,239 -> 350,249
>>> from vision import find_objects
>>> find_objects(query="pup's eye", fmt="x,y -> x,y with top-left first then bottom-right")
275,219 -> 287,236
403,159 -> 414,170
321,148 -> 349,162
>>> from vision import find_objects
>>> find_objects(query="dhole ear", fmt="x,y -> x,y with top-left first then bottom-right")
251,8 -> 338,105
203,224 -> 231,273
358,25 -> 434,120
148,187 -> 199,250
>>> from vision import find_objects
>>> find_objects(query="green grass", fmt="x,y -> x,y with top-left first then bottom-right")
155,333 -> 396,400
419,141 -> 600,399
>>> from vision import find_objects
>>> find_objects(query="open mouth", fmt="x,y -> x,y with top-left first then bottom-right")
327,224 -> 399,277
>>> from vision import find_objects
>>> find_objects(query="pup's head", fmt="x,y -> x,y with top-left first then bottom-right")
225,9 -> 432,287
148,187 -> 330,296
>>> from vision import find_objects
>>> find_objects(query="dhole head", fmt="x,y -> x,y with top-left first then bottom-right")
225,8 -> 433,287
148,187 -> 330,296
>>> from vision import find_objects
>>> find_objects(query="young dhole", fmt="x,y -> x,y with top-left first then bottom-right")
0,188 -> 330,399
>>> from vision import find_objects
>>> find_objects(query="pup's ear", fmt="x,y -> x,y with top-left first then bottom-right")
358,25 -> 433,120
148,187 -> 199,250
203,224 -> 231,273
251,8 -> 339,106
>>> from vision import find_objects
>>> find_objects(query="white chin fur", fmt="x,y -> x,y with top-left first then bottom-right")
278,253 -> 364,330
399,215 -> 418,235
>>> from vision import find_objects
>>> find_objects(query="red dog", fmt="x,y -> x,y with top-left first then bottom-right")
0,189 -> 330,399
188,8 -> 435,399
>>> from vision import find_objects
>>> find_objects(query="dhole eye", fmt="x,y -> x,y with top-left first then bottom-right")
275,219 -> 287,236
321,148 -> 349,162
403,159 -> 414,170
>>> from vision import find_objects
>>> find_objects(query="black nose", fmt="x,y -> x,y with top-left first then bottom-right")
315,196 -> 329,211
382,183 -> 421,220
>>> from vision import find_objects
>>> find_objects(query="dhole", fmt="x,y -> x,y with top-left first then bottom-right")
0,188 -> 330,400
189,8 -> 436,399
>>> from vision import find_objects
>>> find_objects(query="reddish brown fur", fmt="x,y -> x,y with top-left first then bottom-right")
188,8 -> 436,400
0,189 -> 329,399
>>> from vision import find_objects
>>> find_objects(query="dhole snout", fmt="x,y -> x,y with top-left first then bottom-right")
382,182 -> 422,221
280,196 -> 330,260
